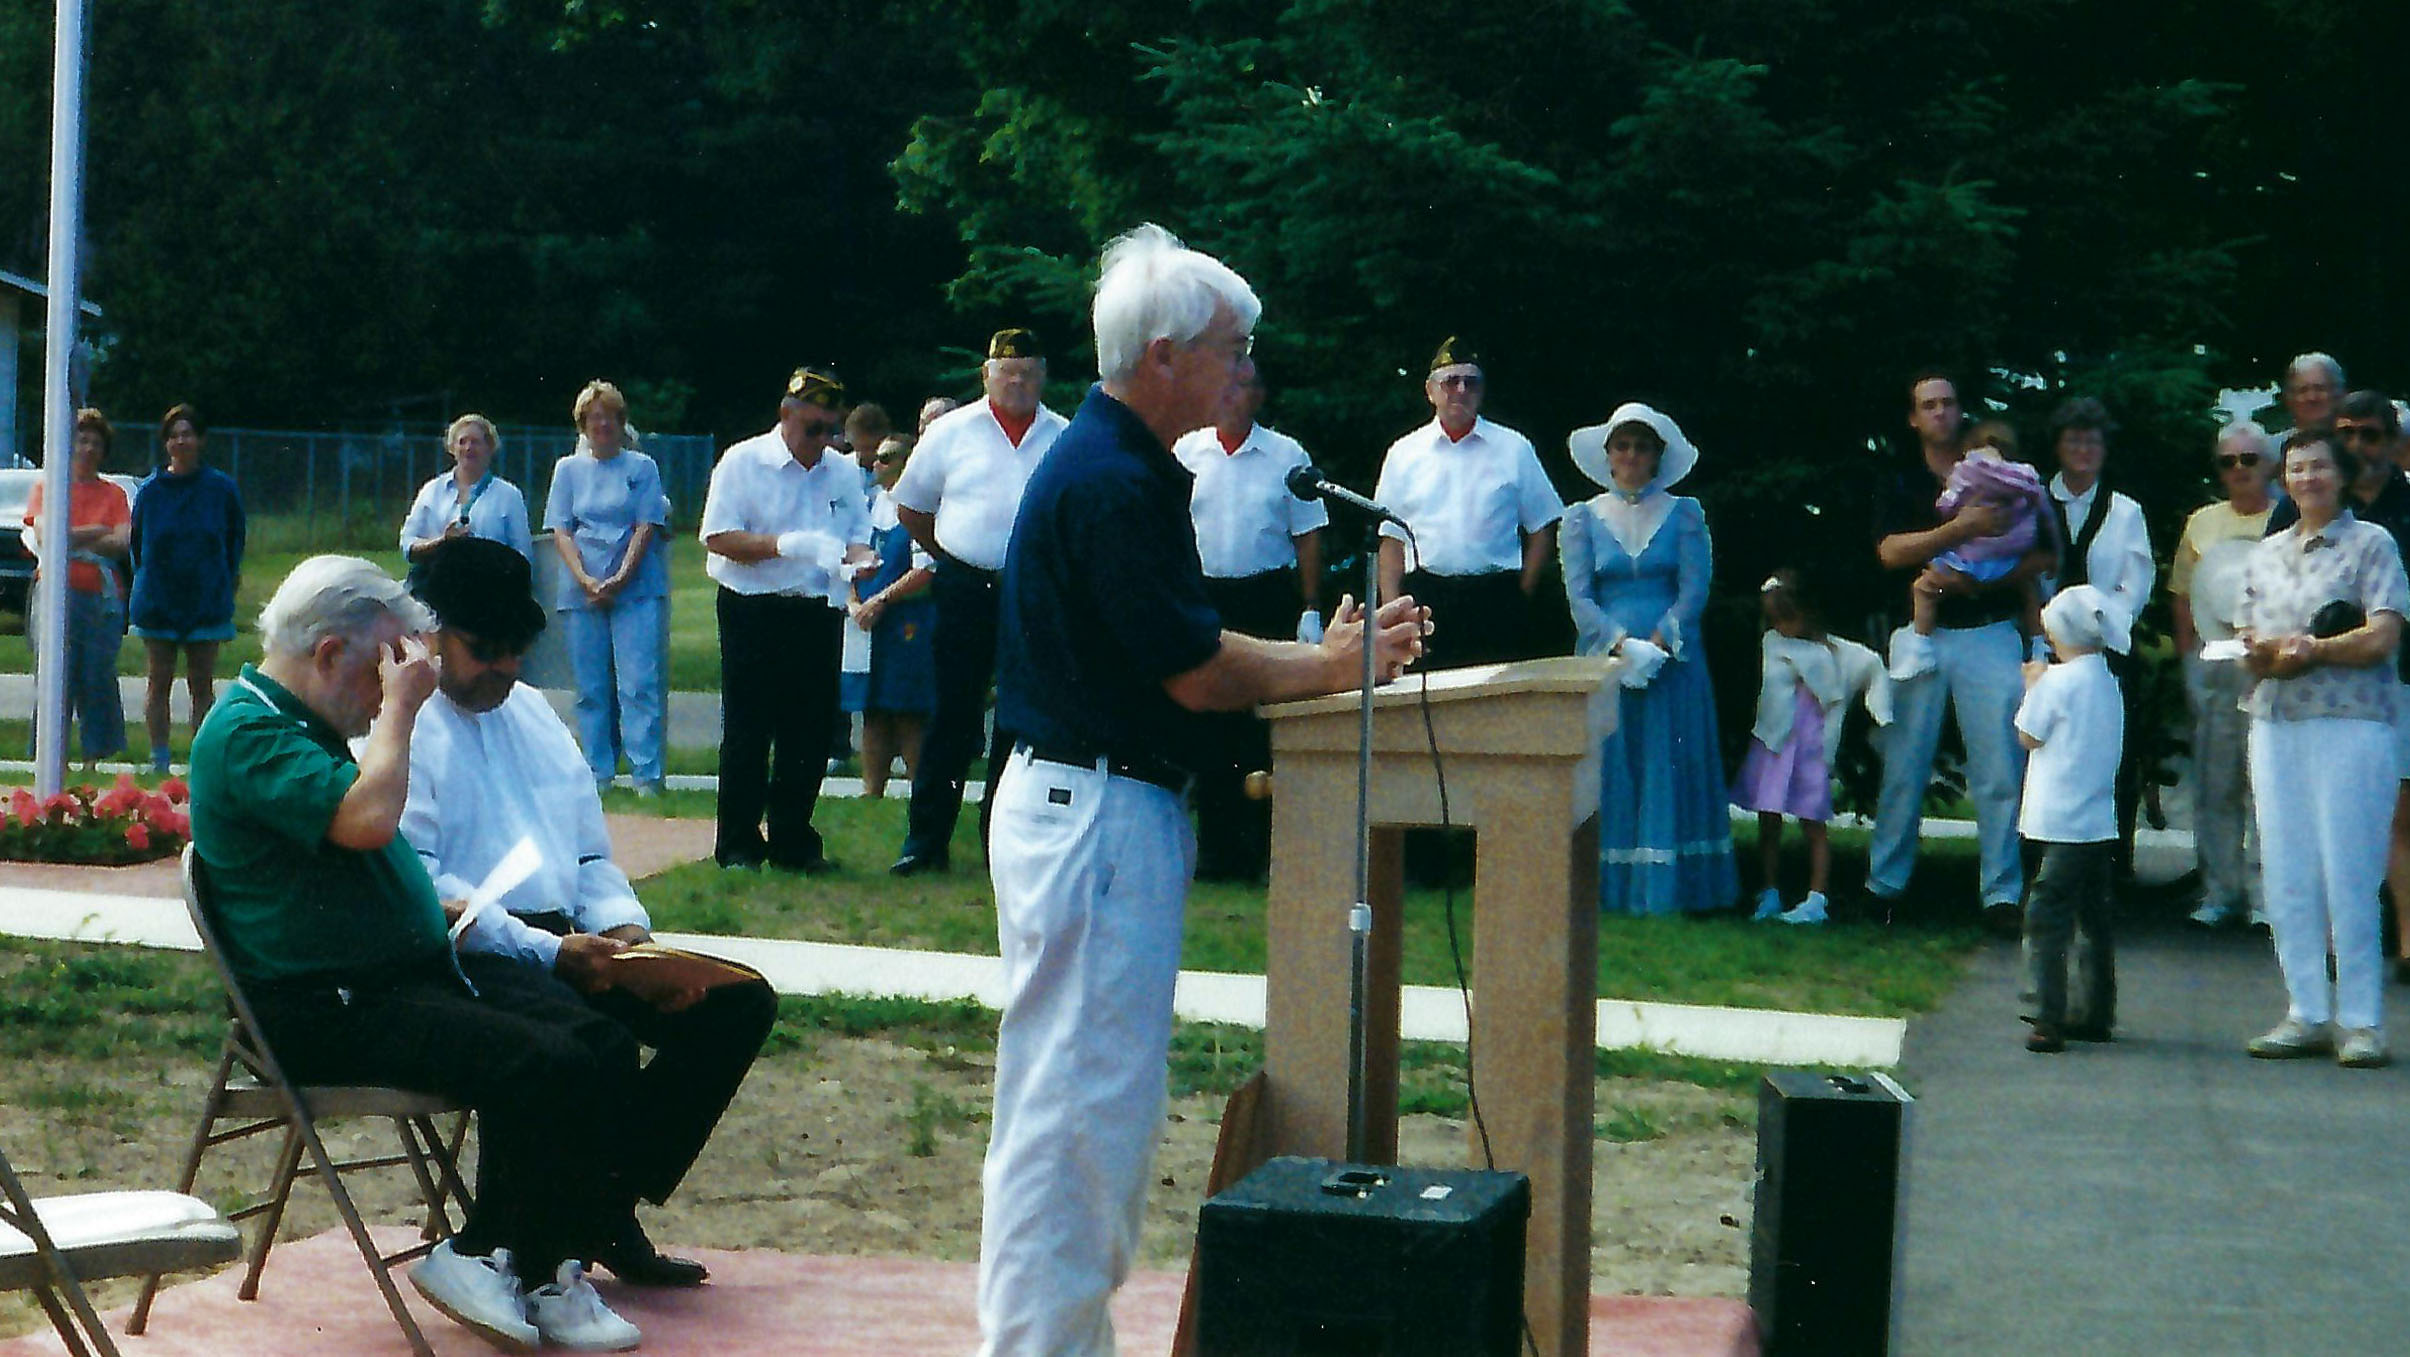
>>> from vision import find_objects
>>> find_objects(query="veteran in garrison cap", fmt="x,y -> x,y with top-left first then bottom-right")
886,327 -> 1072,877
698,365 -> 876,872
1371,337 -> 1564,666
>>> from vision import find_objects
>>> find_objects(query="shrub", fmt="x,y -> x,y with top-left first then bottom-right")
0,774 -> 190,865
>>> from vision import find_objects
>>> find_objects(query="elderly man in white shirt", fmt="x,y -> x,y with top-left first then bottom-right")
1373,337 -> 1564,667
886,328 -> 1072,877
404,537 -> 778,1293
700,366 -> 875,873
2039,396 -> 2156,887
1171,371 -> 1328,880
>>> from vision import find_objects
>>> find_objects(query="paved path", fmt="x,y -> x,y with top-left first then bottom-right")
1894,913 -> 2410,1354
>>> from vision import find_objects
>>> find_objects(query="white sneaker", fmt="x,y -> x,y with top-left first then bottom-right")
1887,627 -> 1937,681
2246,1017 -> 2333,1059
1779,892 -> 1829,925
2186,901 -> 2234,929
528,1259 -> 642,1352
1751,888 -> 1784,922
2338,1027 -> 2391,1069
409,1241 -> 538,1352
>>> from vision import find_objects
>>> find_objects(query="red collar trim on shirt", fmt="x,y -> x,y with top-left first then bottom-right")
1217,427 -> 1247,455
992,403 -> 1037,447
1441,419 -> 1478,444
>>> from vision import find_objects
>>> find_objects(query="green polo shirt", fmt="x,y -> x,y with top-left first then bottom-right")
188,664 -> 451,982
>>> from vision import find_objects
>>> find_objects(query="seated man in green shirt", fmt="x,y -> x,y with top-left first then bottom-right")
190,555 -> 643,1354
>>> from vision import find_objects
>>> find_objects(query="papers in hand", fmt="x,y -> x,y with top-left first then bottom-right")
2199,638 -> 2248,663
447,837 -> 541,943
1615,636 -> 1668,689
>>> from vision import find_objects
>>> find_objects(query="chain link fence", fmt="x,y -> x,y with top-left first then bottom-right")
200,424 -> 720,546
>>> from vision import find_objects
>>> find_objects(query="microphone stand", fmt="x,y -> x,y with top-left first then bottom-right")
1345,517 -> 1379,1163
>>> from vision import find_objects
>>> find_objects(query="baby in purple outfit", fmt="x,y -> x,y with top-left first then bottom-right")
1893,421 -> 2051,678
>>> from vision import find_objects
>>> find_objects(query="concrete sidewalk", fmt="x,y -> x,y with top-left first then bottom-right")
1894,914 -> 2410,1353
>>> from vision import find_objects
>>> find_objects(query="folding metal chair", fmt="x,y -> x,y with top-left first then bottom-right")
0,1136 -> 240,1357
129,845 -> 475,1357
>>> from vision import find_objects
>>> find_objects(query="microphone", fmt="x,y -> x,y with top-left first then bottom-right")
1285,464 -> 1403,526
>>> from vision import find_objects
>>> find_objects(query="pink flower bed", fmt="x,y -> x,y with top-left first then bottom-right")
0,774 -> 191,865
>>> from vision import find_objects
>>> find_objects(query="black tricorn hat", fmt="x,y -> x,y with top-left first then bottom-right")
988,328 -> 1043,361
418,537 -> 546,652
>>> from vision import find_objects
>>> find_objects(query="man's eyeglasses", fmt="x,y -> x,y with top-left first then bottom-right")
1435,374 -> 1484,391
2215,452 -> 2262,470
797,418 -> 841,440
2337,424 -> 2390,444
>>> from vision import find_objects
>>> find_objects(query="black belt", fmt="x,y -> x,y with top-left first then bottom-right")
1018,741 -> 1191,794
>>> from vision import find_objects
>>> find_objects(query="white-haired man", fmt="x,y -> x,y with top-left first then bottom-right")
2282,351 -> 2345,432
1372,337 -> 1563,667
976,225 -> 1430,1356
888,328 -> 1070,877
189,555 -> 644,1352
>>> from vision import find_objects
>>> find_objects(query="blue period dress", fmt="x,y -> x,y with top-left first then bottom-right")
1561,493 -> 1738,914
843,491 -> 937,715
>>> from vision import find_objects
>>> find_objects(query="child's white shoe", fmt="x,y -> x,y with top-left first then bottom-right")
1887,627 -> 1937,680
1779,891 -> 1829,925
1751,888 -> 1784,922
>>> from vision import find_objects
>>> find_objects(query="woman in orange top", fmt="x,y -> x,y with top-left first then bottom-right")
23,408 -> 132,767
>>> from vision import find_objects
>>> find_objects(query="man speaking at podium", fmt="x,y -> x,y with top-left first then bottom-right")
975,224 -> 1430,1356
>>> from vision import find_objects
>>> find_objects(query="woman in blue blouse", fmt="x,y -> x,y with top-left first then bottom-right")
400,414 -> 534,581
1561,402 -> 1737,914
545,380 -> 671,794
129,403 -> 246,773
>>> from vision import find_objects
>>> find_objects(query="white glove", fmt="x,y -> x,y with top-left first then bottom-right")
1614,636 -> 1668,689
775,530 -> 836,562
1295,609 -> 1324,644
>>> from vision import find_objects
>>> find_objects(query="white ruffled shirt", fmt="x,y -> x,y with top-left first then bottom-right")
402,684 -> 649,972
1748,633 -> 1892,769
2044,475 -> 2155,649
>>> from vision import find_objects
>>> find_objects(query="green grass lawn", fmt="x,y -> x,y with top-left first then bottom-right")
623,792 -> 1982,1022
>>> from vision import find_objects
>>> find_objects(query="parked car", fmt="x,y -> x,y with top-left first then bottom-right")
0,468 -> 144,615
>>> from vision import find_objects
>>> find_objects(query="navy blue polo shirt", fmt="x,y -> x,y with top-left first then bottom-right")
997,384 -> 1225,771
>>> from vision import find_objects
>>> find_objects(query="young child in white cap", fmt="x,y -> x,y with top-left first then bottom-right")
2015,583 -> 2127,1052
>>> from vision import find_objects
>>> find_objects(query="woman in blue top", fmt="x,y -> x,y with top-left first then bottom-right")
1561,402 -> 1738,914
130,403 -> 246,773
399,414 -> 534,583
545,380 -> 671,794
843,434 -> 938,797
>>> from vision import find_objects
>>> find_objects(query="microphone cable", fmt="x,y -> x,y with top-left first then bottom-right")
1398,526 -> 1539,1357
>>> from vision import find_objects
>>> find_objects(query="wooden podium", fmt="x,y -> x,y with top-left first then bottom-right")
1238,655 -> 1616,1357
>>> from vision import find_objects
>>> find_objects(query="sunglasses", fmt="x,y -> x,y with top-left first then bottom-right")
873,452 -> 905,466
2215,452 -> 2261,470
797,418 -> 841,439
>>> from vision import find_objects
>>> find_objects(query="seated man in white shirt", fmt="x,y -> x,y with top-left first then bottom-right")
404,537 -> 779,1288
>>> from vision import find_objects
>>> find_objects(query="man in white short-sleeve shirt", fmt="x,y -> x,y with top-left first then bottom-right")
698,366 -> 874,872
1372,337 -> 1563,666
1170,371 -> 1327,880
887,328 -> 1071,877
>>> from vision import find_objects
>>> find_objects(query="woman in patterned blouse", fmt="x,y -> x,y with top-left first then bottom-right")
2235,429 -> 2410,1068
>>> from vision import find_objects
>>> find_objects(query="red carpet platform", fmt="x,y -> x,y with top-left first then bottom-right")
0,1228 -> 1758,1355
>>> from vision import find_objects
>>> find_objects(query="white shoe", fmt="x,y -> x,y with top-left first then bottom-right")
409,1241 -> 538,1352
2186,901 -> 2234,929
1751,888 -> 1784,922
2246,1016 -> 2333,1059
2338,1027 -> 2391,1069
1887,627 -> 1937,681
1779,892 -> 1829,925
528,1259 -> 642,1352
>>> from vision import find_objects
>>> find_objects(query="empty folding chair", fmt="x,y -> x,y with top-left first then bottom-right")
0,1136 -> 240,1357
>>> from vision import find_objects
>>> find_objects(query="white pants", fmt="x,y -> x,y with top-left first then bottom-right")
2250,717 -> 2393,1029
978,750 -> 1193,1357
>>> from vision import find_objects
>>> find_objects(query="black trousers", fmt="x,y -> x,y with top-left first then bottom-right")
901,562 -> 1010,861
716,587 -> 842,867
1194,570 -> 1303,879
1403,569 -> 1531,669
582,976 -> 778,1206
250,953 -> 639,1278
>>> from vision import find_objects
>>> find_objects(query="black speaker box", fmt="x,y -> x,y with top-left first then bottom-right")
1195,1156 -> 1530,1356
1749,1069 -> 1913,1355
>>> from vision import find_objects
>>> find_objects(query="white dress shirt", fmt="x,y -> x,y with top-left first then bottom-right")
2016,652 -> 2124,843
699,428 -> 873,599
2044,474 -> 2154,645
1170,423 -> 1329,579
1373,416 -> 1563,574
889,397 -> 1070,570
402,684 -> 649,972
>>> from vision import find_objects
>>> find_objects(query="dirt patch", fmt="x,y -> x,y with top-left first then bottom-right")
0,1029 -> 1754,1339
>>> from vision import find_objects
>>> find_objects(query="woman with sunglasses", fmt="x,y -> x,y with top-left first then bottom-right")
545,380 -> 671,795
2170,421 -> 2279,928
